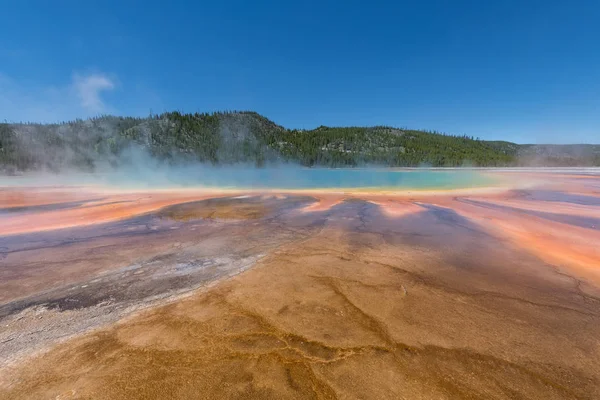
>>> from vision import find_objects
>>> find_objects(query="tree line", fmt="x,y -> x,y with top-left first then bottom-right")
1,111 -> 598,172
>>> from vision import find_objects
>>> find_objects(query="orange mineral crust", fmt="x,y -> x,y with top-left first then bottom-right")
0,190 -> 236,236
363,198 -> 425,217
0,188 -> 97,209
465,196 -> 600,218
1,171 -> 600,400
438,197 -> 600,286
299,194 -> 345,212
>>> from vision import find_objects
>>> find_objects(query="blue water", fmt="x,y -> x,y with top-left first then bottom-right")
167,168 -> 496,190
1,168 -> 497,190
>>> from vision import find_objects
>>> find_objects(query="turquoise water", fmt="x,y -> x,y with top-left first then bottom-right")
166,168 -> 496,190
1,168 -> 497,190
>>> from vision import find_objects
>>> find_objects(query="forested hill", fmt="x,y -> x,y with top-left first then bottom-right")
1,111 -> 599,172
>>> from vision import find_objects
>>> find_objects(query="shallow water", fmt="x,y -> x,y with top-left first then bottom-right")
1,168 -> 498,190
177,168 -> 496,190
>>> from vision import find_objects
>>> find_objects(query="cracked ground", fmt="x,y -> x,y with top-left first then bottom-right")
1,171 -> 600,399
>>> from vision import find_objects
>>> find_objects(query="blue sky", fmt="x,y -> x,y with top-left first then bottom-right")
1,0 -> 599,143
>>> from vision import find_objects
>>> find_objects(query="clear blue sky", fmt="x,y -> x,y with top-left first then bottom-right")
1,0 -> 599,143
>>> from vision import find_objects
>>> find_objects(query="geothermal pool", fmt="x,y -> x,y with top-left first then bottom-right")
1,169 -> 600,399
167,168 -> 498,190
1,168 -> 500,190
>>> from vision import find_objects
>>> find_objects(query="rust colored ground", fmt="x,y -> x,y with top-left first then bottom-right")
1,171 -> 600,399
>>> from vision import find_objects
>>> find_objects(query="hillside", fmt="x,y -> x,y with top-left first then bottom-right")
1,111 -> 598,172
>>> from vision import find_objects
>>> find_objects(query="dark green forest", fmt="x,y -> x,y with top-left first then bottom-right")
1,111 -> 599,172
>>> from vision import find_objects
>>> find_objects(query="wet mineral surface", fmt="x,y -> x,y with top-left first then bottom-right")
1,171 -> 600,399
